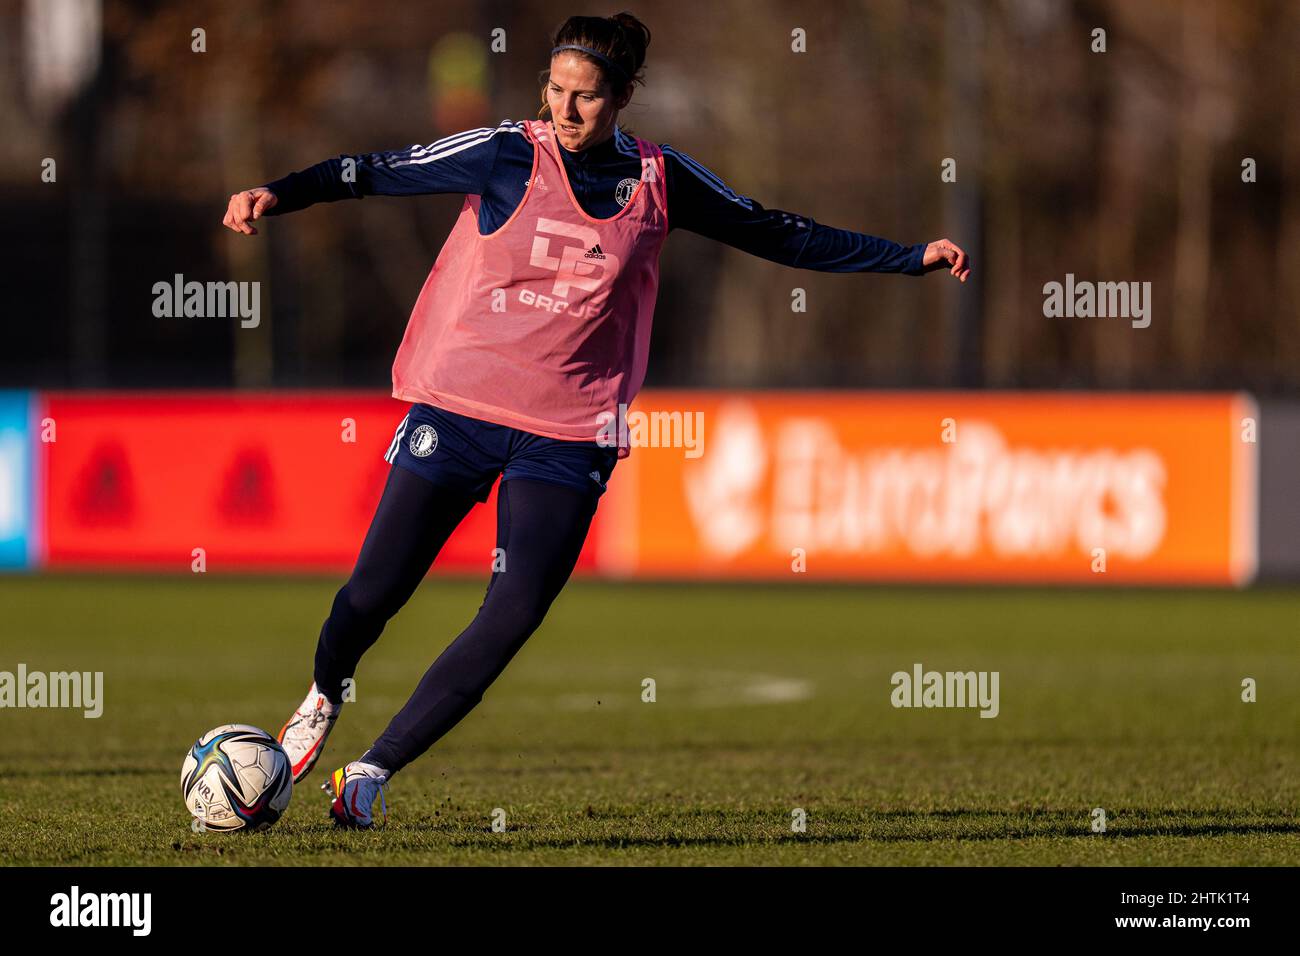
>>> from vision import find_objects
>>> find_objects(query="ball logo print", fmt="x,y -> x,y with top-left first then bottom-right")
409,424 -> 438,458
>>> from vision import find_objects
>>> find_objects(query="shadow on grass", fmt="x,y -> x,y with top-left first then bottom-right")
330,806 -> 1299,848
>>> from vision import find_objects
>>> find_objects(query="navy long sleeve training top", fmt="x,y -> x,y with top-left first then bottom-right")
262,119 -> 926,275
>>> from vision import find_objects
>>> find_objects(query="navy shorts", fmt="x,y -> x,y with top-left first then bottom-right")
383,403 -> 617,503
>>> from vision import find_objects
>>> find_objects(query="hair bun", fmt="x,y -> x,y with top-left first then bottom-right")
610,11 -> 651,71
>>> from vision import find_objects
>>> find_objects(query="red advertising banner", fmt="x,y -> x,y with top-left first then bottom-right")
41,393 -> 601,574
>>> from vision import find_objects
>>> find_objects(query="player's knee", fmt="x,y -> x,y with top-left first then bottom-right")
333,579 -> 395,624
480,589 -> 552,637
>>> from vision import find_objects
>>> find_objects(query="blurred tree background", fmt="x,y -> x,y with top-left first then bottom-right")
2,0 -> 1297,393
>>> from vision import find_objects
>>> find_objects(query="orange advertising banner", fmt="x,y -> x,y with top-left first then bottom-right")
593,391 -> 1258,585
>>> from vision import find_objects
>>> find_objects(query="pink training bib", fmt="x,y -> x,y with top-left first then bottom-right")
391,119 -> 669,458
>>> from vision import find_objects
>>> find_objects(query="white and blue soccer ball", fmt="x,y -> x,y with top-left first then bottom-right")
181,724 -> 293,832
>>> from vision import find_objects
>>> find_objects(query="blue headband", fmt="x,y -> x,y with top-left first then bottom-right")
551,44 -> 629,85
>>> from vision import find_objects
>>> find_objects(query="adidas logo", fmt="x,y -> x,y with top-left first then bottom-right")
584,244 -> 606,260
524,174 -> 547,190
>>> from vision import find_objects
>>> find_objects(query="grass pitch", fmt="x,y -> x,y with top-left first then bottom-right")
1,575 -> 1296,865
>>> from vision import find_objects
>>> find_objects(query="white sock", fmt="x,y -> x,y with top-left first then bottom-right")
310,682 -> 342,714
353,759 -> 388,782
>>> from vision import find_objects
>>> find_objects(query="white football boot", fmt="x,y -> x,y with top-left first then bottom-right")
324,760 -> 389,829
276,682 -> 343,783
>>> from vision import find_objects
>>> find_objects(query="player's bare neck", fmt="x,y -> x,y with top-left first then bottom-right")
555,124 -> 617,154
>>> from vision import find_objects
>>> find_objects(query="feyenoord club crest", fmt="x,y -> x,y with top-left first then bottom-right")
409,424 -> 438,458
615,177 -> 639,207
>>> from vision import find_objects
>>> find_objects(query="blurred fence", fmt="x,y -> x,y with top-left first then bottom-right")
3,0 -> 1300,394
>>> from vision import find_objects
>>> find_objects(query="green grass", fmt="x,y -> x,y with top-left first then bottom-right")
1,576 -> 1297,865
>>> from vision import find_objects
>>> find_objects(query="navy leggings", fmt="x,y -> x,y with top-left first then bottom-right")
313,464 -> 598,774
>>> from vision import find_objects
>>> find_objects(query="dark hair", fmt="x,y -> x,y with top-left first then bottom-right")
537,12 -> 651,120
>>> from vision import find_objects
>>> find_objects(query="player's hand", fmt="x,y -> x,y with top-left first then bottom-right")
922,239 -> 972,283
223,187 -> 278,235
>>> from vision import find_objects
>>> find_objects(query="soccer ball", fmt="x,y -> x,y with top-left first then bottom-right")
181,724 -> 293,832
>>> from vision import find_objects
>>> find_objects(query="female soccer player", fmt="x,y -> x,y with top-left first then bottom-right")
223,12 -> 971,828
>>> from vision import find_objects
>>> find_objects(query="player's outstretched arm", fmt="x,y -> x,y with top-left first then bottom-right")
663,144 -> 973,283
221,120 -> 524,237
223,187 -> 277,236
